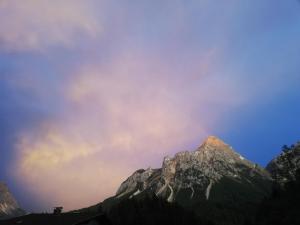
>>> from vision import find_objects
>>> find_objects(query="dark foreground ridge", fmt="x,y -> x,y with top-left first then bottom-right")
0,212 -> 97,225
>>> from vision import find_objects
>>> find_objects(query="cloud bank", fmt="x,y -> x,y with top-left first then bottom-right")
15,50 -> 242,210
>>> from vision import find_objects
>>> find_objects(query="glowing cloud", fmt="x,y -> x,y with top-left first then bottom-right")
0,0 -> 100,51
14,50 -> 242,210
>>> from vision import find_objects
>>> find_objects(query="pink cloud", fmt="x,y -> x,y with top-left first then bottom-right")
11,48 -> 252,210
0,0 -> 100,51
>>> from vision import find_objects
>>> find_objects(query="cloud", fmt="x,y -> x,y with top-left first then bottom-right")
0,0 -> 100,51
10,28 -> 294,212
16,123 -> 130,210
7,0 -> 298,212
12,48 -> 249,210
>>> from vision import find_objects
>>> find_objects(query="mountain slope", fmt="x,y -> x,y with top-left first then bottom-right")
0,183 -> 25,219
256,141 -> 300,225
266,141 -> 300,185
113,136 -> 271,204
99,136 -> 272,225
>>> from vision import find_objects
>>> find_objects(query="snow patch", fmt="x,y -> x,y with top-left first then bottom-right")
116,190 -> 130,198
129,189 -> 141,199
205,180 -> 213,200
190,186 -> 195,199
0,203 -> 16,215
167,185 -> 174,202
156,183 -> 167,196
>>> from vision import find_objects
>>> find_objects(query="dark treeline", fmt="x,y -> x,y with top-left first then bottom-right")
255,169 -> 300,225
91,170 -> 300,225
102,194 -> 212,225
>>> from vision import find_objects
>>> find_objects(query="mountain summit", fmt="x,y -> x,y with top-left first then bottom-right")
199,135 -> 229,149
101,136 -> 272,224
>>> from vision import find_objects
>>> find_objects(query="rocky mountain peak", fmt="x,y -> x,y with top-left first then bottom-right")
197,136 -> 237,156
0,182 -> 25,219
113,136 -> 271,206
199,136 -> 229,149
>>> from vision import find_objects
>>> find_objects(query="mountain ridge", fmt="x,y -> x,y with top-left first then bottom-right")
8,136 -> 299,225
266,142 -> 300,185
96,135 -> 272,225
0,182 -> 25,220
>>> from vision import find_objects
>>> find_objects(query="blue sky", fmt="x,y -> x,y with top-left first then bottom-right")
0,0 -> 300,211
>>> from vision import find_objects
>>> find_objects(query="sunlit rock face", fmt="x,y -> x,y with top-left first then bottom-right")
266,141 -> 300,185
0,183 -> 25,219
110,136 -> 272,207
116,168 -> 161,198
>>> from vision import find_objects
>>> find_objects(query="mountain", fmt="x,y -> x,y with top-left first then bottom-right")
266,141 -> 300,185
0,183 -> 25,220
113,136 -> 271,203
4,136 -> 298,225
99,136 -> 272,225
255,141 -> 300,225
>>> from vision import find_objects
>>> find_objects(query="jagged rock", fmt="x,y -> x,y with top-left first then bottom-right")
266,141 -> 300,185
110,136 -> 272,207
0,183 -> 25,220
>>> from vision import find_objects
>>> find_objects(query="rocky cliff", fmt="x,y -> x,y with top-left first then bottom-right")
0,183 -> 25,219
266,141 -> 300,185
106,136 -> 272,211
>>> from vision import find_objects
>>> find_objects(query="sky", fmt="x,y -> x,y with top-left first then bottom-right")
0,0 -> 300,212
